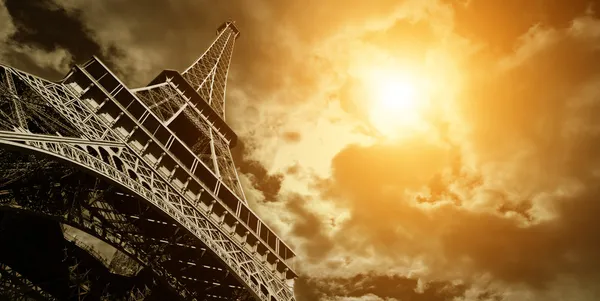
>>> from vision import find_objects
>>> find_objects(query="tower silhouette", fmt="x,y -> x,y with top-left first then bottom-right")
0,20 -> 297,301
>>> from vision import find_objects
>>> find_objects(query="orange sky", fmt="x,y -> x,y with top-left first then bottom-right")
3,0 -> 600,300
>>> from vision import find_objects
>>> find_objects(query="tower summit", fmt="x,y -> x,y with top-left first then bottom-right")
0,20 -> 297,301
132,20 -> 244,201
182,20 -> 239,119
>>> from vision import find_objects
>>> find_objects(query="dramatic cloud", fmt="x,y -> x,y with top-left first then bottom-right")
6,0 -> 600,300
295,274 -> 467,301
0,0 -> 74,76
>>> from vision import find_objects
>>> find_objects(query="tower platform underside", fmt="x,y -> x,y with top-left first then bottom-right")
0,22 -> 297,301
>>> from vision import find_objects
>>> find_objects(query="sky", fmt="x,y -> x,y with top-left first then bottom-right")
2,0 -> 600,300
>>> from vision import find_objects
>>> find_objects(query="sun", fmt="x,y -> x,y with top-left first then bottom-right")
366,68 -> 431,138
374,74 -> 419,115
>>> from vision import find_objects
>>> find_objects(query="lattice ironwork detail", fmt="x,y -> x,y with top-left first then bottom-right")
0,262 -> 58,301
135,82 -> 186,124
181,21 -> 238,118
0,133 -> 294,301
0,19 -> 296,301
131,77 -> 246,200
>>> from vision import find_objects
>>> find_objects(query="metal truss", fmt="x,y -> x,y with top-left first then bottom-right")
0,131 -> 294,300
65,249 -> 93,301
0,144 -> 279,300
0,20 -> 296,301
0,72 -> 295,301
182,21 -> 238,119
0,262 -> 58,301
61,240 -> 156,301
134,82 -> 186,124
133,80 -> 246,199
0,214 -> 160,301
0,64 -> 120,143
0,148 -> 212,299
63,225 -> 143,277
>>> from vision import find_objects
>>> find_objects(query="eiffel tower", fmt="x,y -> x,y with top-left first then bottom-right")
0,20 -> 297,301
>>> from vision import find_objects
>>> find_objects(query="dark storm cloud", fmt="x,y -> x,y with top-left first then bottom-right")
48,0 -> 333,100
328,140 -> 451,198
5,0 -> 100,66
50,0 -> 231,84
312,139 -> 453,262
438,186 -> 600,289
286,194 -> 334,261
0,50 -> 61,80
0,0 -> 82,79
231,141 -> 284,203
295,274 -> 467,301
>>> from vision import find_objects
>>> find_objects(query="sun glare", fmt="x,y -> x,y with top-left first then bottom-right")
366,68 -> 431,138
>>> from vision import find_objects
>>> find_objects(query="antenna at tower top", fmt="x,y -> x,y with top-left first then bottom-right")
177,20 -> 240,118
217,19 -> 240,39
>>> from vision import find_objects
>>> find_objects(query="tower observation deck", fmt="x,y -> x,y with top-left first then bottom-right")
0,20 -> 297,301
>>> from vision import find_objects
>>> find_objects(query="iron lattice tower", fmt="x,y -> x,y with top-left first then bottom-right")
0,20 -> 297,301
